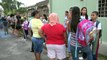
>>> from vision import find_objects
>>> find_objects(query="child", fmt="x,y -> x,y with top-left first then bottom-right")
91,11 -> 102,60
80,7 -> 90,21
2,16 -> 8,35
22,17 -> 29,41
70,6 -> 93,60
41,14 -> 48,24
81,7 -> 91,60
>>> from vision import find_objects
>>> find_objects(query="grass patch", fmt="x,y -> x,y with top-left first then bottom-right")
99,54 -> 107,60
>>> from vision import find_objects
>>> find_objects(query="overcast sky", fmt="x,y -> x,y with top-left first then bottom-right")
0,0 -> 45,7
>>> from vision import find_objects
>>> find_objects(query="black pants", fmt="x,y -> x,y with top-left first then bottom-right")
23,30 -> 28,39
31,42 -> 34,52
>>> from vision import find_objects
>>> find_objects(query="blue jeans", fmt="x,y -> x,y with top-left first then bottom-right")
32,37 -> 44,54
68,33 -> 71,52
70,45 -> 93,60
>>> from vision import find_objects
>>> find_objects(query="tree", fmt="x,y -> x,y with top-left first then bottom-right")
0,0 -> 24,15
17,7 -> 27,14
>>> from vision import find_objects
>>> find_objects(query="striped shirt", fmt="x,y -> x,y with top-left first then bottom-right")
70,32 -> 81,47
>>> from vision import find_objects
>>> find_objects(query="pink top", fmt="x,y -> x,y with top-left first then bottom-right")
22,20 -> 29,30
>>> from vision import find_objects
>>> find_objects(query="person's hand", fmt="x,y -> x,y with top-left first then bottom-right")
66,43 -> 68,47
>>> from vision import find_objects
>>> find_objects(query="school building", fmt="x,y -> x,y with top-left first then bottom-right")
48,0 -> 107,56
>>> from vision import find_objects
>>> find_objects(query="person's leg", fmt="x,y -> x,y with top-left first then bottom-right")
6,26 -> 8,34
15,25 -> 21,37
31,42 -> 34,52
11,25 -> 15,34
82,45 -> 93,60
70,45 -> 79,60
32,37 -> 43,60
46,44 -> 56,60
3,26 -> 6,35
35,53 -> 41,60
56,44 -> 66,60
24,30 -> 28,39
68,33 -> 71,53
92,39 -> 100,60
43,43 -> 47,54
82,52 -> 87,59
96,39 -> 100,60
36,38 -> 44,60
26,30 -> 28,38
23,29 -> 26,39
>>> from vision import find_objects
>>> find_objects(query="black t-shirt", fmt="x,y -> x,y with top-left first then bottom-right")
16,15 -> 21,25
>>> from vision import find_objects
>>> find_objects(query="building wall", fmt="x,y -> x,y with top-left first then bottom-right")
49,0 -> 107,56
49,0 -> 99,23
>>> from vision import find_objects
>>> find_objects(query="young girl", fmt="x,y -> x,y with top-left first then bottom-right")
66,7 -> 72,59
22,17 -> 29,41
2,16 -> 8,35
81,7 -> 90,59
91,11 -> 102,60
39,13 -> 67,60
70,6 -> 93,60
42,14 -> 48,24
80,7 -> 90,21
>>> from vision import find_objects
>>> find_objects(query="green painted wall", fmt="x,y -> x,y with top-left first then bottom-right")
49,0 -> 107,42
49,0 -> 98,23
49,0 -> 72,23
98,18 -> 107,42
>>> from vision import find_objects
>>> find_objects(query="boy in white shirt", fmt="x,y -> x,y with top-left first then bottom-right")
91,11 -> 102,60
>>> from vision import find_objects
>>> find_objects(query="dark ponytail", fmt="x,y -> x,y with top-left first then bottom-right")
70,6 -> 80,33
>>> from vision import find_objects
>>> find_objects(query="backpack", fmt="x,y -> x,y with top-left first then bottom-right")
76,19 -> 95,46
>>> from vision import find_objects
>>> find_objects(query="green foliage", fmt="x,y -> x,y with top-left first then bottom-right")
17,7 -> 27,14
0,0 -> 26,15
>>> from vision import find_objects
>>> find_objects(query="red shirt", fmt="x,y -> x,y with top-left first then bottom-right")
41,23 -> 66,45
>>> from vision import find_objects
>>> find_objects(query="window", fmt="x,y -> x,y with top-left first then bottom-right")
98,0 -> 107,17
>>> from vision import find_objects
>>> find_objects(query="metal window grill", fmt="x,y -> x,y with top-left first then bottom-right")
98,0 -> 107,17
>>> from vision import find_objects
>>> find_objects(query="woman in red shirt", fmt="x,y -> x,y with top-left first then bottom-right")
39,13 -> 67,60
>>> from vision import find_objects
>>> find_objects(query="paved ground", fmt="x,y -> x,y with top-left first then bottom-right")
0,29 -> 107,60
0,30 -> 48,60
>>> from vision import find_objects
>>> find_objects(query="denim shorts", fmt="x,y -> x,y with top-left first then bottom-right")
32,37 -> 44,53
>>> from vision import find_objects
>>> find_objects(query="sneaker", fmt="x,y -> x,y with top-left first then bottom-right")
23,39 -> 26,41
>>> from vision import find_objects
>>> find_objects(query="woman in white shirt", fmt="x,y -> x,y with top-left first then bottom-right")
80,7 -> 90,21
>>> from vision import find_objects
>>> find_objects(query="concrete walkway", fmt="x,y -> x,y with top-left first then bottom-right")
0,30 -> 48,60
0,29 -> 107,60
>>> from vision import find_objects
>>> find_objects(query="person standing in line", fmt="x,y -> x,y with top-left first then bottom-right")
39,13 -> 67,60
80,7 -> 91,59
69,6 -> 93,60
22,17 -> 29,41
41,14 -> 48,24
9,14 -> 16,34
28,12 -> 35,52
91,11 -> 102,60
64,11 -> 69,28
66,7 -> 72,59
80,7 -> 90,21
15,13 -> 21,37
2,16 -> 8,35
29,10 -> 44,60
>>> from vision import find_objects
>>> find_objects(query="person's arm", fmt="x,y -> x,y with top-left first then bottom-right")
39,29 -> 46,41
28,20 -> 32,37
64,32 -> 68,47
67,21 -> 71,32
97,23 -> 102,38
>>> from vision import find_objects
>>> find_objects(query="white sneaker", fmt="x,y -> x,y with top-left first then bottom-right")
23,39 -> 26,41
79,57 -> 83,60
